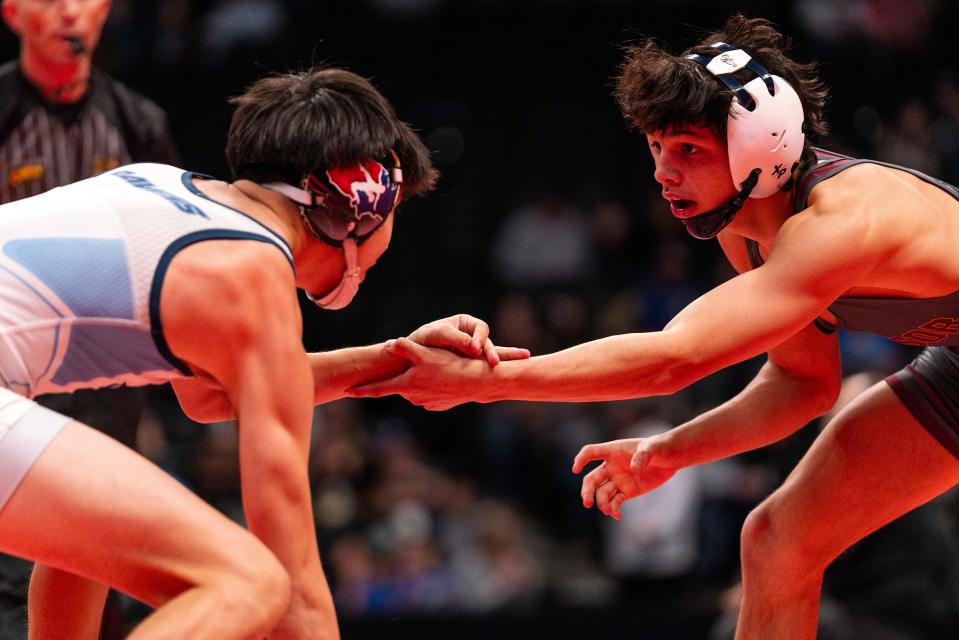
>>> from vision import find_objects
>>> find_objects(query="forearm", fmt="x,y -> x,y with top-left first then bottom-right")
310,343 -> 407,405
240,431 -> 332,611
661,360 -> 836,468
481,332 -> 695,403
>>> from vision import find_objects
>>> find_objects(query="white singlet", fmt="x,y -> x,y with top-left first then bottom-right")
0,163 -> 293,398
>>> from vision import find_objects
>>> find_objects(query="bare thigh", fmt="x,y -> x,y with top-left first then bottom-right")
0,422 -> 265,606
759,381 -> 959,561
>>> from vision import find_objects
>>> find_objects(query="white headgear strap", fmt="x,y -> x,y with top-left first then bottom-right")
306,237 -> 361,310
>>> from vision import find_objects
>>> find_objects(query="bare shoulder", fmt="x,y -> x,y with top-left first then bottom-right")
160,239 -> 299,370
767,162 -> 949,295
803,162 -> 947,229
800,163 -> 888,218
164,238 -> 294,307
779,164 -> 907,253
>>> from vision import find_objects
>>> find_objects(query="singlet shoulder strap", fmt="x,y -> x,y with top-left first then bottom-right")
743,148 -> 852,268
745,238 -> 764,269
793,148 -> 857,213
743,149 -> 857,261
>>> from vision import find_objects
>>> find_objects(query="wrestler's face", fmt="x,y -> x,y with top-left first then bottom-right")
298,213 -> 395,297
354,213 -> 394,278
647,126 -> 738,220
2,0 -> 111,64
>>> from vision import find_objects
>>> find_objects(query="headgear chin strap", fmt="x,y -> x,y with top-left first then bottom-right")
306,237 -> 360,310
681,42 -> 805,239
680,168 -> 760,239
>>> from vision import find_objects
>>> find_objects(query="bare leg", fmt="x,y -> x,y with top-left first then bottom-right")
0,422 -> 291,639
29,565 -> 108,640
735,382 -> 959,640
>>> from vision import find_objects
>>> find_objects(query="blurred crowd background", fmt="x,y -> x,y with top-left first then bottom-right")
5,0 -> 959,637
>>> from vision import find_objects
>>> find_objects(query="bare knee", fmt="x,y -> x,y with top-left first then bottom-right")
740,500 -> 832,587
212,541 -> 291,633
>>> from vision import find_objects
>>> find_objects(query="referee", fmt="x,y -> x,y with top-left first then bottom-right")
0,1 -> 178,637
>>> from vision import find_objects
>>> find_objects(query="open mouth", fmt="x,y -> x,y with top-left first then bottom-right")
668,199 -> 695,217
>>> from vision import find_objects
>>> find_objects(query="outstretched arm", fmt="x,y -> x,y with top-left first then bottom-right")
309,314 -> 529,405
351,267 -> 851,408
173,314 -> 529,422
351,215 -> 870,409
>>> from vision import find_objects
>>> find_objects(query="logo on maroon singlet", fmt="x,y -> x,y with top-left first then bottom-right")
890,317 -> 959,346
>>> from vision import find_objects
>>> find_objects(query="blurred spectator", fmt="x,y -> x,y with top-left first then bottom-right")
154,0 -> 194,75
447,500 -> 546,612
877,99 -> 941,176
491,190 -> 596,289
590,199 -> 637,293
636,239 -> 701,330
199,0 -> 289,71
859,0 -> 933,52
604,415 -> 703,579
932,75 -> 959,184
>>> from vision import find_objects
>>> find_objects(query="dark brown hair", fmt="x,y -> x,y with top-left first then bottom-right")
226,67 -> 438,196
615,15 -> 828,146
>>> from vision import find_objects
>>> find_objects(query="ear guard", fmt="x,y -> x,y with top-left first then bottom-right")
686,42 -> 805,198
264,149 -> 403,247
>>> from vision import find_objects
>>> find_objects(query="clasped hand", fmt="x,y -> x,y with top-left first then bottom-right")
348,313 -> 529,410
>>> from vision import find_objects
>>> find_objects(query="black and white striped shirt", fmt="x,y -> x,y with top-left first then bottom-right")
0,61 -> 178,203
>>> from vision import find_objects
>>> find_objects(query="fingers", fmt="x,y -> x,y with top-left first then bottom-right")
457,314 -> 490,356
417,324 -> 475,355
483,338 -> 500,366
609,493 -> 628,520
347,371 -> 410,398
414,315 -> 526,366
571,443 -> 613,474
595,479 -> 619,517
494,346 -> 531,361
385,337 -> 425,365
579,464 -> 608,509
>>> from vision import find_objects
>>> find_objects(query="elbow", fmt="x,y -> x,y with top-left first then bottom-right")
808,376 -> 843,419
181,400 -> 234,424
173,383 -> 235,424
642,346 -> 708,397
819,382 -> 842,416
183,409 -> 225,425
777,369 -> 842,422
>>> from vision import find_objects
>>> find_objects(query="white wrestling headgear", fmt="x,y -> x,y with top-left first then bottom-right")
687,42 -> 805,198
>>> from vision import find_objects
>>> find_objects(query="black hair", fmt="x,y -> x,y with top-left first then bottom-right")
226,67 -> 438,196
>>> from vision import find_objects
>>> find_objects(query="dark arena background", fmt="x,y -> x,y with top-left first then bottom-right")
4,0 -> 959,638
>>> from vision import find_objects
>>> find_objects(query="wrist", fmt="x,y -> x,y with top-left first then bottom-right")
375,340 -> 411,370
481,358 -> 517,403
290,585 -> 333,614
654,429 -> 690,469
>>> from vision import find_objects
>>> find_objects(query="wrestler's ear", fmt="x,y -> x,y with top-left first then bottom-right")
1,1 -> 21,37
